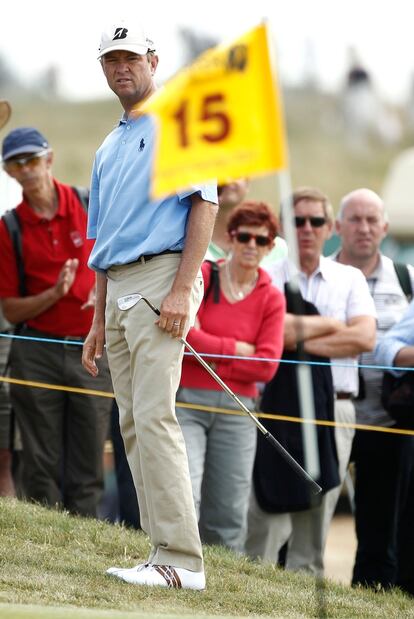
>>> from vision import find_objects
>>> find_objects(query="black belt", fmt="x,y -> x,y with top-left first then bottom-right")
20,327 -> 85,347
62,335 -> 84,349
336,392 -> 353,400
130,249 -> 182,265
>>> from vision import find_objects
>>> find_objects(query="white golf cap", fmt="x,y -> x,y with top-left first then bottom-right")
98,21 -> 155,59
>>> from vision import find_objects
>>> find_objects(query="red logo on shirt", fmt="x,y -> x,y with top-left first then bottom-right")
70,230 -> 83,248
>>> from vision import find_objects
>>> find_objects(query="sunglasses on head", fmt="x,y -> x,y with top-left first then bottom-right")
294,216 -> 326,228
231,231 -> 272,247
3,150 -> 49,172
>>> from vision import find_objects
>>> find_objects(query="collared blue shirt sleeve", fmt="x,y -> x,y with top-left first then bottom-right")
374,300 -> 414,374
177,184 -> 218,204
87,160 -> 99,239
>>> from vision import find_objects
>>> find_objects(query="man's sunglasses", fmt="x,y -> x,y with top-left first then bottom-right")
3,150 -> 49,172
294,216 -> 326,228
231,231 -> 272,247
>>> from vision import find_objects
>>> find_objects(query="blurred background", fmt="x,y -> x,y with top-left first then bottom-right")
2,0 -> 414,260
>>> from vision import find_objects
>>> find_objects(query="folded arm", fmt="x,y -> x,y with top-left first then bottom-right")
374,303 -> 414,369
283,313 -> 346,351
304,315 -> 376,358
394,347 -> 414,367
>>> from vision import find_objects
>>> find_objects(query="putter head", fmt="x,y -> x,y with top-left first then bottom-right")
117,293 -> 143,311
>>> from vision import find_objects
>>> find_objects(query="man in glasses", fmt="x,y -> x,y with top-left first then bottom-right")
335,188 -> 414,595
0,126 -> 112,516
247,186 -> 376,576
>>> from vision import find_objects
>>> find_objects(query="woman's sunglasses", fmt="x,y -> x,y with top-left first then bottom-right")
294,216 -> 326,228
231,231 -> 272,247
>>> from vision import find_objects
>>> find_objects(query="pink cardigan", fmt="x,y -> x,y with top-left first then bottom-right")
180,260 -> 286,397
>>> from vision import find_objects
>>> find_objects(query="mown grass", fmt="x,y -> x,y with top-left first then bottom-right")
0,498 -> 413,618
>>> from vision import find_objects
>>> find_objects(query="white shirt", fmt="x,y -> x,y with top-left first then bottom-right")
0,168 -> 21,216
266,256 -> 377,395
354,254 -> 414,426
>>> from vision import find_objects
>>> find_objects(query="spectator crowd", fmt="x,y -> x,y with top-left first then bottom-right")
1,32 -> 414,595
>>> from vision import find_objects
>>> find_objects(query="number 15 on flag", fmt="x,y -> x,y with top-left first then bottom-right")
141,23 -> 288,198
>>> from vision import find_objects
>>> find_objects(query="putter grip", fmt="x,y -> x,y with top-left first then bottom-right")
264,431 -> 322,495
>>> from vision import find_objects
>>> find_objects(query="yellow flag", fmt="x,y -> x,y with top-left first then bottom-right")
140,23 -> 288,198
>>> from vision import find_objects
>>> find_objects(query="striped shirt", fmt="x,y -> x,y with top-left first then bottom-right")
338,254 -> 414,426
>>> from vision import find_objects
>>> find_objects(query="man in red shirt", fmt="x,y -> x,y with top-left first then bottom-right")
0,127 -> 112,516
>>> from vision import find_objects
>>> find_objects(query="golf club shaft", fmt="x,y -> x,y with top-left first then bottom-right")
181,337 -> 322,495
140,297 -> 321,494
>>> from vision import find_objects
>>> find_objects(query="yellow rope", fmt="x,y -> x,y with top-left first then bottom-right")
1,374 -> 413,436
0,375 -> 114,398
176,400 -> 414,436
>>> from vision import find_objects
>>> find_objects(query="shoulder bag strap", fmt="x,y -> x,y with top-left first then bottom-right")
393,262 -> 413,302
2,209 -> 26,297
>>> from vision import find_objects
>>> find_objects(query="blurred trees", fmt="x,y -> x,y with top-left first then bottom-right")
0,53 -> 60,100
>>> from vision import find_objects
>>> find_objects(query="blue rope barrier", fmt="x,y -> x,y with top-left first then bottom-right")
1,331 -> 412,373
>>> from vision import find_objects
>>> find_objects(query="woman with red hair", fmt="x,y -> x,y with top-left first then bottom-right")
176,200 -> 285,553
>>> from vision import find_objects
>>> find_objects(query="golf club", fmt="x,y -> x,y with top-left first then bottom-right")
117,292 -> 322,495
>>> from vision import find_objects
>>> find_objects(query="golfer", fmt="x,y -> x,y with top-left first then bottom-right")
82,20 -> 218,590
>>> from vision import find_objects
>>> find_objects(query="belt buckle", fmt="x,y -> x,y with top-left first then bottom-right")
63,335 -> 83,350
336,392 -> 352,400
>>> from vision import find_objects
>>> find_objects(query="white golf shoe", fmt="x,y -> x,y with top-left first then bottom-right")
106,562 -> 205,590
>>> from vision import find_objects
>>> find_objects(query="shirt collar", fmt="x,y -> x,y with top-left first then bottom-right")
18,179 -> 65,224
119,111 -> 142,126
289,255 -> 328,281
366,253 -> 384,281
332,247 -> 383,280
317,256 -> 332,280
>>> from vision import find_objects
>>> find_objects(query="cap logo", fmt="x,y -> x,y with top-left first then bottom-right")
113,27 -> 128,41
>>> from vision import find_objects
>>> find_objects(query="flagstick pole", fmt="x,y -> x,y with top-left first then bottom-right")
277,170 -> 320,480
265,16 -> 320,482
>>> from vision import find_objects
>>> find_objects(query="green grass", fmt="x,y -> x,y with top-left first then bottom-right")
0,498 -> 413,618
0,605 -> 258,619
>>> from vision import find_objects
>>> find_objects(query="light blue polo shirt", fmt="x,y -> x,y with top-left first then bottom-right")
87,114 -> 217,271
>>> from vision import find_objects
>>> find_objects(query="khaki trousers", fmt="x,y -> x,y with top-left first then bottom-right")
105,254 -> 204,571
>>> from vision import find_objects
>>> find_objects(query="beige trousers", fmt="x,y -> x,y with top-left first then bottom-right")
105,254 -> 204,571
246,399 -> 355,575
